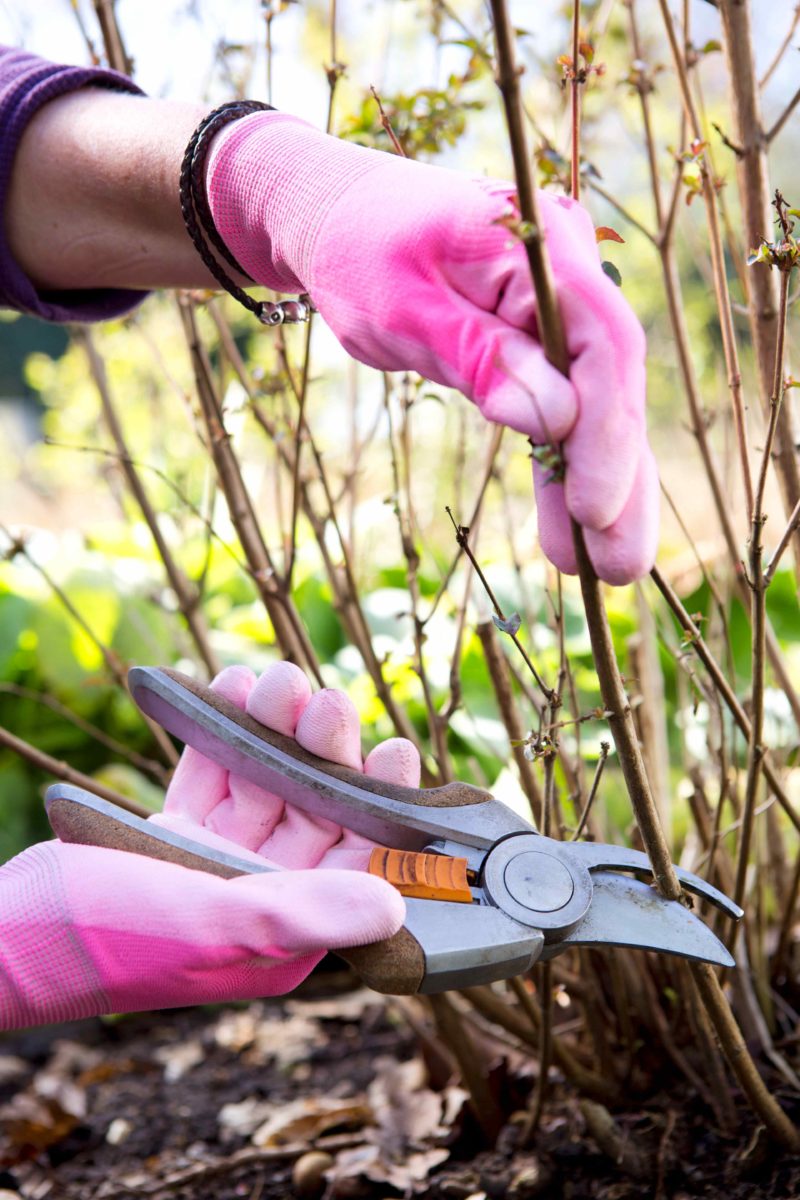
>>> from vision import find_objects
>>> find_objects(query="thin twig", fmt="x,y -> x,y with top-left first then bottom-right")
764,495 -> 800,585
445,507 -> 552,699
370,85 -> 406,156
177,296 -> 324,684
572,741 -> 609,841
570,4 -> 582,201
520,962 -> 552,1143
0,724 -> 149,817
385,379 -> 452,777
651,564 -> 800,839
79,329 -> 220,679
759,4 -> 800,88
0,683 -> 168,786
656,0 -> 754,521
767,82 -> 800,144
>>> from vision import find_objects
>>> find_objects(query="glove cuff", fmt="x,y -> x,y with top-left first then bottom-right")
206,111 -> 382,295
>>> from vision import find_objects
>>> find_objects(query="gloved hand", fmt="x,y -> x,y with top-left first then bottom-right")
0,662 -> 418,1030
206,114 -> 658,585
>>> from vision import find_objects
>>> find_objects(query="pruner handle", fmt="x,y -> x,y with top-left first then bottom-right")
127,666 -> 525,854
45,785 -> 435,994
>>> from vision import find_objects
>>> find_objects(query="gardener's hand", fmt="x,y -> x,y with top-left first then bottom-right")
0,663 -> 417,1030
207,115 -> 658,585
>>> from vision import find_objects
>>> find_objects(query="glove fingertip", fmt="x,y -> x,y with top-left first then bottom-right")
533,465 -> 578,575
296,689 -> 363,770
211,665 -> 256,709
247,660 -> 312,735
364,738 -> 421,788
583,448 -> 660,585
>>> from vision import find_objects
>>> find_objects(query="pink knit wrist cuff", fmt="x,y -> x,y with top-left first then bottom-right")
206,112 -> 381,294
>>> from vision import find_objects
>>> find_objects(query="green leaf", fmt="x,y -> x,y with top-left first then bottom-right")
601,260 -> 623,286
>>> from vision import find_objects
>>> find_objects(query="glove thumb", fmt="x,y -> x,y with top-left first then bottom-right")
234,867 -> 406,955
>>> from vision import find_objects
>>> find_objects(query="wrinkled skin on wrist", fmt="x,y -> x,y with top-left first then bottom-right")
0,663 -> 417,1029
207,113 -> 659,584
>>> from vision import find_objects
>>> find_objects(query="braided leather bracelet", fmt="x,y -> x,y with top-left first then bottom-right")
180,100 -> 315,326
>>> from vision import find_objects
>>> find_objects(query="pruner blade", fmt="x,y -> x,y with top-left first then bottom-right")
543,871 -> 735,967
564,840 -> 743,921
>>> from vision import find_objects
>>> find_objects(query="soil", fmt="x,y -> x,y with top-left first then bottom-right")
1,965 -> 799,1200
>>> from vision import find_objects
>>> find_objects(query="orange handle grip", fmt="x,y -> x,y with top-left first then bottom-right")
368,847 -> 472,903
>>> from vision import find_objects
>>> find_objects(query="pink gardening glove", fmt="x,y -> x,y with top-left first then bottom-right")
207,115 -> 658,584
0,663 -> 418,1030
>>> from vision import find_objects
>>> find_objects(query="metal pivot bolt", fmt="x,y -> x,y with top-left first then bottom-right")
504,852 -> 574,912
482,834 -> 593,938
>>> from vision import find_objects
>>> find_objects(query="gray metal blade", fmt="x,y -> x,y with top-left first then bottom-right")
564,840 -> 743,919
543,872 -> 735,967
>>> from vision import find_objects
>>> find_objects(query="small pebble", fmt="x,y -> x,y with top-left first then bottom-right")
292,1150 -> 334,1198
106,1118 -> 133,1146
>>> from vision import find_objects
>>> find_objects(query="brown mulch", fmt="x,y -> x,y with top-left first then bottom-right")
1,966 -> 799,1200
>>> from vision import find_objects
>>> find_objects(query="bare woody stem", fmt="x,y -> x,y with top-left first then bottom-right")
627,0 -> 800,734
656,0 -> 754,521
735,265 -> 791,909
650,565 -> 800,839
476,619 -> 544,825
570,4 -> 581,201
488,0 -> 569,376
489,0 -> 681,901
79,330 -> 221,680
0,724 -> 148,817
177,297 -> 324,685
716,0 -> 800,581
489,0 -> 800,1149
445,507 -> 552,700
209,308 -> 427,760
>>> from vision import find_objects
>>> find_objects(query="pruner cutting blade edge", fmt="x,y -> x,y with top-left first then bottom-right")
45,666 -> 744,997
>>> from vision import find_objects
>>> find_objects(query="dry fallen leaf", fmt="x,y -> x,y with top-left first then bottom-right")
154,1039 -> 204,1083
327,1142 -> 450,1193
0,1094 -> 81,1166
0,1057 -> 28,1086
368,1057 -> 443,1151
214,1006 -> 323,1068
218,1096 -> 275,1141
286,989 -> 380,1023
251,1097 -> 373,1148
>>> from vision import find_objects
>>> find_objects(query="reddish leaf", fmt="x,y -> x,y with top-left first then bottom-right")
595,225 -> 625,244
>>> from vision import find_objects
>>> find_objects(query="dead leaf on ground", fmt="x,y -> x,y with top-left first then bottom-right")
251,1097 -> 373,1148
286,989 -> 382,1023
327,1142 -> 450,1192
369,1056 -> 468,1150
154,1039 -> 205,1083
0,1056 -> 28,1085
0,1094 -> 81,1166
214,1006 -> 323,1068
218,1096 -> 276,1141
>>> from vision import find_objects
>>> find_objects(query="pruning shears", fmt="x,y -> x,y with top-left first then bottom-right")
45,666 -> 743,995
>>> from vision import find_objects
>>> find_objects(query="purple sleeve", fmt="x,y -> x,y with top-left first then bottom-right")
0,45 -> 150,323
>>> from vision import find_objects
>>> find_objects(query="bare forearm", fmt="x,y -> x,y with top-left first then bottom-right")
5,89 -> 221,292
